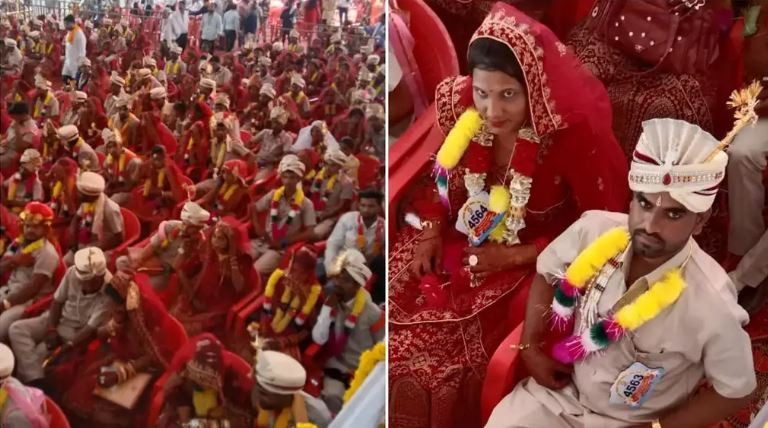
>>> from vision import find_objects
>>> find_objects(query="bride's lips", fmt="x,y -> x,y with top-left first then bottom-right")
488,120 -> 508,128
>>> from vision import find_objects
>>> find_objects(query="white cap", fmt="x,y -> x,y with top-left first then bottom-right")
255,350 -> 307,395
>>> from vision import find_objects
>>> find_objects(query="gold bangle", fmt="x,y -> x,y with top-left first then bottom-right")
509,342 -> 543,351
651,419 -> 662,428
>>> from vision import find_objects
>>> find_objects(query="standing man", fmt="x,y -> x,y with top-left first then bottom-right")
223,2 -> 240,52
200,3 -> 223,54
486,118 -> 756,427
280,0 -> 297,43
169,0 -> 190,51
62,15 -> 86,84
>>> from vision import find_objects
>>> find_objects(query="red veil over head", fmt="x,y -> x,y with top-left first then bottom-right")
438,2 -> 616,142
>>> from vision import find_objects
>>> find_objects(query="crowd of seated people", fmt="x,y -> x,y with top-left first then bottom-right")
0,1 -> 385,426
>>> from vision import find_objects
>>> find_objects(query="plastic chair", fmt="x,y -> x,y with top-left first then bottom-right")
356,153 -> 381,190
46,396 -> 71,428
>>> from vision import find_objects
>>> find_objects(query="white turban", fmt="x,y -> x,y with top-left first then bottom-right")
115,95 -> 132,108
29,30 -> 40,38
4,38 -> 17,48
77,171 -> 106,195
260,83 -> 276,99
258,56 -> 272,67
180,202 -> 210,226
330,249 -> 371,286
110,74 -> 126,86
278,154 -> 305,177
290,74 -> 305,88
79,57 -> 92,67
35,77 -> 51,90
102,128 -> 119,144
629,118 -> 727,213
57,124 -> 80,141
366,54 -> 380,65
289,29 -> 299,38
256,350 -> 306,395
0,343 -> 13,379
73,91 -> 88,102
150,87 -> 167,100
74,247 -> 110,281
358,68 -> 372,82
144,57 -> 157,67
272,41 -> 283,52
20,148 -> 42,164
214,93 -> 230,108
171,45 -> 182,54
324,148 -> 349,166
270,106 -> 289,125
137,68 -> 151,79
330,33 -> 341,43
199,78 -> 216,90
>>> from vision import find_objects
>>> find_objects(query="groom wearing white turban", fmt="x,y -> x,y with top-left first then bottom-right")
487,117 -> 755,427
313,148 -> 356,240
249,154 -> 317,275
10,247 -> 112,384
312,249 -> 384,414
118,202 -> 210,289
64,171 -> 125,266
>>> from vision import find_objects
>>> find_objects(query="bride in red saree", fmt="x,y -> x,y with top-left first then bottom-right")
171,216 -> 257,339
388,4 -> 629,427
61,270 -> 185,427
157,333 -> 254,428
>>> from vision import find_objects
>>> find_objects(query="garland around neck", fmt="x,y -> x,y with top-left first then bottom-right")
549,227 -> 688,364
432,107 -> 539,246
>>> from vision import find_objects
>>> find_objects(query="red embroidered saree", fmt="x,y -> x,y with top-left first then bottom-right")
171,217 -> 257,339
388,5 -> 629,427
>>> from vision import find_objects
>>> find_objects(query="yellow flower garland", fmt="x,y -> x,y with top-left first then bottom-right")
272,186 -> 305,206
343,342 -> 386,403
218,182 -> 239,202
8,237 -> 44,254
33,92 -> 53,118
614,269 -> 685,331
265,269 -> 322,333
143,169 -> 166,197
567,227 -> 631,289
435,108 -> 483,170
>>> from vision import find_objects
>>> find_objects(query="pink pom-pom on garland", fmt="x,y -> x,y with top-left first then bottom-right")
603,317 -> 625,342
552,335 -> 585,364
559,278 -> 581,297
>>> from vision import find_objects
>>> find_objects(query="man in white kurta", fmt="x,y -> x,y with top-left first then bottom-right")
486,119 -> 756,428
61,15 -> 86,82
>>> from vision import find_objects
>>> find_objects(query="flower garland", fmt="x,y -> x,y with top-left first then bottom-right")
270,186 -> 304,243
433,108 -> 539,246
184,136 -> 196,164
263,269 -> 322,332
255,408 -> 317,428
308,167 -> 337,202
50,180 -> 63,212
106,151 -> 132,183
66,24 -> 80,44
326,287 -> 367,331
215,182 -> 239,212
33,92 -> 53,118
71,137 -> 85,155
5,237 -> 44,256
211,138 -> 228,175
143,168 -> 166,197
160,226 -> 181,250
357,214 -> 383,256
549,227 -> 688,363
343,342 -> 385,403
7,172 -> 37,203
164,60 -> 180,76
77,202 -> 95,245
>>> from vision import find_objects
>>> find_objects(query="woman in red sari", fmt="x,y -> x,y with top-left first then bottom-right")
128,145 -> 187,225
157,333 -> 254,428
388,4 -> 629,427
78,96 -> 109,150
197,159 -> 251,220
252,245 -> 323,362
61,270 -> 186,427
171,217 -> 256,339
177,101 -> 213,181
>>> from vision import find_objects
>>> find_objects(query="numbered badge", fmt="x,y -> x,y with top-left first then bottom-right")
455,192 -> 505,246
609,361 -> 665,408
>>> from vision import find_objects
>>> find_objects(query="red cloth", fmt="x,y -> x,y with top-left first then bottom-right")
389,4 -> 629,427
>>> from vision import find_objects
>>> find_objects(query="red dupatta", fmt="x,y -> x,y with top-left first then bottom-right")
164,333 -> 254,426
191,216 -> 256,312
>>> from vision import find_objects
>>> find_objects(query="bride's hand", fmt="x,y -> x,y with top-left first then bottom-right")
410,233 -> 444,279
462,243 -> 537,278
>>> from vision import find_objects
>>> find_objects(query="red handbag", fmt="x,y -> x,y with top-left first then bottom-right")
593,0 -> 720,75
